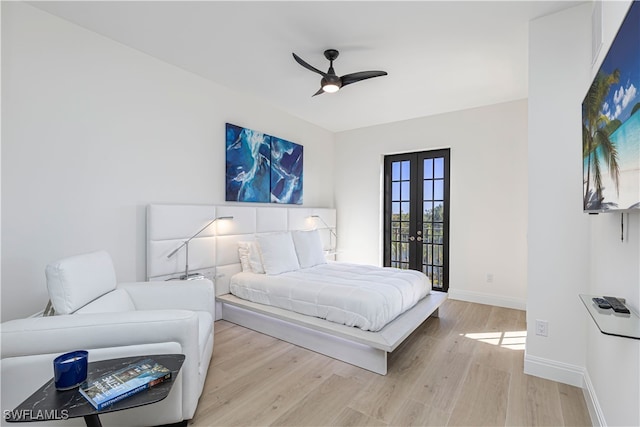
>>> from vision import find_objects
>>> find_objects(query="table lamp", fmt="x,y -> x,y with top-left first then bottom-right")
167,216 -> 233,280
309,215 -> 337,252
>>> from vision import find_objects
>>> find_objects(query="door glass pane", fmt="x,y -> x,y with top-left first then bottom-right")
423,202 -> 433,222
424,159 -> 433,179
433,223 -> 443,243
401,181 -> 410,201
423,224 -> 432,243
426,265 -> 433,281
401,161 -> 410,180
435,245 -> 443,266
434,201 -> 444,221
434,179 -> 444,200
392,162 -> 400,180
392,182 -> 400,201
401,243 -> 409,262
401,202 -> 410,216
392,222 -> 400,241
423,180 -> 433,199
434,158 -> 444,178
435,267 -> 442,288
392,202 -> 400,216
401,222 -> 409,241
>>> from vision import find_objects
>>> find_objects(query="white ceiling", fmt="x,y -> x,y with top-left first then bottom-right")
30,1 -> 583,132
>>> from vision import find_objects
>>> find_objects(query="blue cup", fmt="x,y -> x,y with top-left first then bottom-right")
53,350 -> 88,390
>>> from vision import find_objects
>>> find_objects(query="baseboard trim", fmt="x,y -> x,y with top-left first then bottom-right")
582,369 -> 606,426
524,352 -> 603,426
523,352 -> 584,387
448,288 -> 526,310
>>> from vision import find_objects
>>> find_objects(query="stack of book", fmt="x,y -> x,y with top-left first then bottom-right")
79,358 -> 172,410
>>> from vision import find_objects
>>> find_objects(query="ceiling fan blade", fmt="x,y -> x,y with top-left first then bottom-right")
292,53 -> 328,77
341,70 -> 388,87
312,87 -> 325,97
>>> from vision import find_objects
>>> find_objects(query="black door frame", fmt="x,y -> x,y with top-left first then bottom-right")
383,149 -> 450,292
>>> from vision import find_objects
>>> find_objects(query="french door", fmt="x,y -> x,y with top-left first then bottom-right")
383,149 -> 450,291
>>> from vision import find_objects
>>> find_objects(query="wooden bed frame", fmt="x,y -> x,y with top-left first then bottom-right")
147,204 -> 447,375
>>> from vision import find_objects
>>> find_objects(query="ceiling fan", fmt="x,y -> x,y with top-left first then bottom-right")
292,49 -> 388,96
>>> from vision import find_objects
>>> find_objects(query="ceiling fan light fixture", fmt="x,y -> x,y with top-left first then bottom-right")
322,83 -> 340,93
321,75 -> 341,94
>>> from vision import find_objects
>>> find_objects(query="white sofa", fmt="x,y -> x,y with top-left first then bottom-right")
1,251 -> 214,426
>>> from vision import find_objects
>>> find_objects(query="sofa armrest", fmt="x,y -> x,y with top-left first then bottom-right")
1,310 -> 199,358
118,280 -> 214,319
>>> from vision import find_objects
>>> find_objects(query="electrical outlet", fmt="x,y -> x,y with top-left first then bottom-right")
535,319 -> 549,337
486,273 -> 494,283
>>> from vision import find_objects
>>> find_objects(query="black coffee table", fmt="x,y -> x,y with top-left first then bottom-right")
5,354 -> 185,427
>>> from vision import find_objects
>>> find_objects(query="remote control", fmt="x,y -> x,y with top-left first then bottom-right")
592,297 -> 612,309
603,296 -> 630,314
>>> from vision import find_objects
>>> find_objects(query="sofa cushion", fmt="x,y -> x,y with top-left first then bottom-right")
46,251 -> 118,315
75,289 -> 136,314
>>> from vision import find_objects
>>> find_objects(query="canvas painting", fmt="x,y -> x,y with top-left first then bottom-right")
226,123 -> 303,204
582,1 -> 640,211
270,136 -> 303,204
225,123 -> 271,203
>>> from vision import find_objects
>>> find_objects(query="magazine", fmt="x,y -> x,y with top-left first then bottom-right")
79,358 -> 172,410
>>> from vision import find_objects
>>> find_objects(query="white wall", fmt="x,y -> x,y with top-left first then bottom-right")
587,213 -> 639,426
0,0 -> 3,319
1,2 -> 334,321
528,2 -> 639,425
584,2 -> 639,425
526,1 -> 591,383
334,99 -> 528,309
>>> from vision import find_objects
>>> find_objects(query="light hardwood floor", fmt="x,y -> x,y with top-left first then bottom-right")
190,300 -> 592,426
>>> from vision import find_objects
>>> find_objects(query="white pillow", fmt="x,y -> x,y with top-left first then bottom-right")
292,230 -> 327,269
238,244 -> 252,272
238,241 -> 265,274
256,232 -> 300,275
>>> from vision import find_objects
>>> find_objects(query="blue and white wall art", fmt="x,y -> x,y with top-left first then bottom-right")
271,136 -> 303,204
225,123 -> 303,204
225,123 -> 271,203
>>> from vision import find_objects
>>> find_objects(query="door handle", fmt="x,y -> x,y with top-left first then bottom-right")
409,236 -> 415,241
417,236 -> 422,242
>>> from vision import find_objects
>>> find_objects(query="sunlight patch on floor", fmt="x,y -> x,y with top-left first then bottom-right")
460,330 -> 527,350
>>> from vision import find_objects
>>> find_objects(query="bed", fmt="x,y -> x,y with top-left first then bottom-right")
146,204 -> 447,375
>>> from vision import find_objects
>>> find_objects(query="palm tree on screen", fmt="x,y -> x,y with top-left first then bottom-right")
583,69 -> 621,210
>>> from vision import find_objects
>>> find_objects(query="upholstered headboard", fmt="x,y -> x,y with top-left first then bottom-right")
146,204 -> 336,296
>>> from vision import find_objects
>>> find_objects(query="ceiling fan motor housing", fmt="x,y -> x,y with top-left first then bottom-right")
324,49 -> 340,61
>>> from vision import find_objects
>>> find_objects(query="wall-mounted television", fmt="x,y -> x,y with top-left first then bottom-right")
582,1 -> 639,213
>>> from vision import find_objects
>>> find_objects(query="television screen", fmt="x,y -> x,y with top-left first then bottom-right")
582,1 -> 640,212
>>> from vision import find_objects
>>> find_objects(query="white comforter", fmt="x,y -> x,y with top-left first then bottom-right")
230,262 -> 431,331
